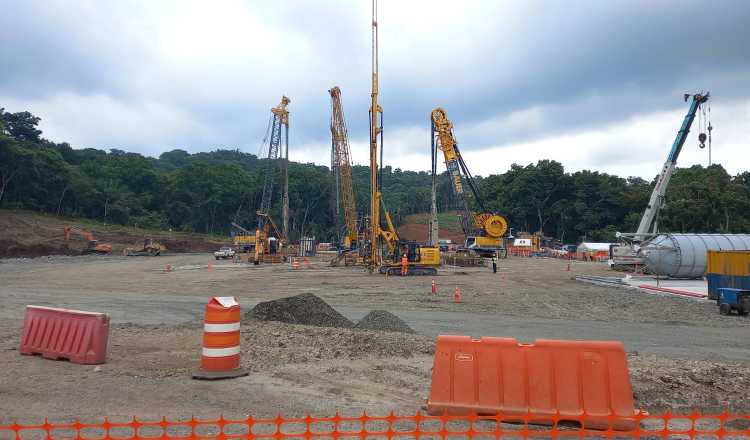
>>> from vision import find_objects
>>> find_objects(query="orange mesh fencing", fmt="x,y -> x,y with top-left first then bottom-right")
1,411 -> 749,440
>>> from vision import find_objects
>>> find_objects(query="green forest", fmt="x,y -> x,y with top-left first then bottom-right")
2,107 -> 749,244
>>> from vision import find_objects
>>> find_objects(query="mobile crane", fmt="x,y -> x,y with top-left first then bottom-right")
430,107 -> 509,257
610,92 -> 710,270
363,0 -> 441,275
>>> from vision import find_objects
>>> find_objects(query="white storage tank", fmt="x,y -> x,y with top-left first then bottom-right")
639,233 -> 750,278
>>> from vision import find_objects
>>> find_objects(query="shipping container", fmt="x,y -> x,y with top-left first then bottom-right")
706,250 -> 750,300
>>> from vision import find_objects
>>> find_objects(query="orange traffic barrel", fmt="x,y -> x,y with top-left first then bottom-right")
292,258 -> 300,269
192,297 -> 248,380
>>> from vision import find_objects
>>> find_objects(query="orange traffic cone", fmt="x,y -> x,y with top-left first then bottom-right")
292,258 -> 300,269
453,286 -> 461,303
303,257 -> 311,269
193,296 -> 248,380
164,264 -> 173,273
431,279 -> 437,295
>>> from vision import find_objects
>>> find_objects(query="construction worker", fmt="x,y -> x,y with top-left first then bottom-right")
491,252 -> 498,273
401,253 -> 408,276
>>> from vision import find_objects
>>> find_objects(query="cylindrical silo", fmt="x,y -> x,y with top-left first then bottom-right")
639,234 -> 750,278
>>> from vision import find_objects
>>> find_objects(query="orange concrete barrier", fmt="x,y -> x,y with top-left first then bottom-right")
427,336 -> 636,430
19,306 -> 110,364
193,297 -> 247,380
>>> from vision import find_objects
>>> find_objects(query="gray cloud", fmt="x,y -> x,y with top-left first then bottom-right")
1,0 -> 748,167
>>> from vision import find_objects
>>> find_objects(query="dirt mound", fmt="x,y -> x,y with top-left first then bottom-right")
248,293 -> 354,328
356,310 -> 415,333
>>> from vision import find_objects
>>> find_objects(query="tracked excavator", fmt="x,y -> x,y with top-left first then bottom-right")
361,0 -> 441,276
63,225 -> 112,255
430,108 -> 509,257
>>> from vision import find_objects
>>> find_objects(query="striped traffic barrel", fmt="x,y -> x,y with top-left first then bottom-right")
192,296 -> 248,380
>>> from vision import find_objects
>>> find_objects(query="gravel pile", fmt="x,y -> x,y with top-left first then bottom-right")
239,320 -> 434,371
356,310 -> 415,334
248,293 -> 354,328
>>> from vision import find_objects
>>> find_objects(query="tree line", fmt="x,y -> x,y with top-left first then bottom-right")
1,107 -> 749,244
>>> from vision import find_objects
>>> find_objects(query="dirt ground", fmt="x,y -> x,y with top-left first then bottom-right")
0,210 -> 225,257
1,252 -> 750,422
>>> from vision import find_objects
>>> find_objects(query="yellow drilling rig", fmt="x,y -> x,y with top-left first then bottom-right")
430,108 -> 509,257
362,0 -> 441,276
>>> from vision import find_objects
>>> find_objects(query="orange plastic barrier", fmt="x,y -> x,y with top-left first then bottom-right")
427,336 -> 636,430
192,297 -> 247,380
1,411 -> 749,439
19,305 -> 109,364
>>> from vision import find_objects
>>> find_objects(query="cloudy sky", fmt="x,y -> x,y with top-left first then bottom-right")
1,0 -> 748,178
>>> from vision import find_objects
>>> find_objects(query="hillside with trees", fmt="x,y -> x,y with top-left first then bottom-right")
2,107 -> 749,245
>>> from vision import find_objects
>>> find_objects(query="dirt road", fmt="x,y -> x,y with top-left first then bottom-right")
1,253 -> 749,420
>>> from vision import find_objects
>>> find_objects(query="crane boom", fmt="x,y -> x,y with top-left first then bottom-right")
431,108 -> 508,256
329,87 -> 358,248
635,92 -> 709,235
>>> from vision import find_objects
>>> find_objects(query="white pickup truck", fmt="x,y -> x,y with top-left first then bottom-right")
214,246 -> 236,260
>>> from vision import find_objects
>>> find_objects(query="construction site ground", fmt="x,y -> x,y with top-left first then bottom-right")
1,253 -> 750,422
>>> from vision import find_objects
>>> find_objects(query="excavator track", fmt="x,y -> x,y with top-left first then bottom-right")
378,266 -> 438,276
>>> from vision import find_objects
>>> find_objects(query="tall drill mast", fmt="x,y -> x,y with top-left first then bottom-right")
329,87 -> 358,248
367,0 -> 383,269
257,95 -> 290,240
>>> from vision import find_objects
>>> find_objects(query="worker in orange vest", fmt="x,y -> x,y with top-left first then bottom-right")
401,253 -> 408,276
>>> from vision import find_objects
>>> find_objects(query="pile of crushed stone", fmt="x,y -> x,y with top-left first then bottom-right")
239,320 -> 434,371
355,310 -> 415,334
248,293 -> 354,328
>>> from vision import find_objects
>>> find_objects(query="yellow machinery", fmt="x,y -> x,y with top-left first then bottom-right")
251,96 -> 290,264
362,0 -> 440,275
431,107 -> 508,257
329,86 -> 359,250
123,238 -> 165,256
253,212 -> 286,264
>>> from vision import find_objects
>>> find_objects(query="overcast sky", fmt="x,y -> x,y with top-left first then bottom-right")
1,0 -> 748,178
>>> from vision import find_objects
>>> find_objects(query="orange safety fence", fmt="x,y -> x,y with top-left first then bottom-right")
1,411 -> 750,440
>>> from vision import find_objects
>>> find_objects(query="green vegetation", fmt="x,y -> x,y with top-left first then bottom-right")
2,107 -> 749,243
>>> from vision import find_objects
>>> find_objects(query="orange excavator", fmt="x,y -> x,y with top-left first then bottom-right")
63,225 -> 112,255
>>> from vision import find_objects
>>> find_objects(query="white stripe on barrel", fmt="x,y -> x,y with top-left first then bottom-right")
202,346 -> 241,357
204,322 -> 241,333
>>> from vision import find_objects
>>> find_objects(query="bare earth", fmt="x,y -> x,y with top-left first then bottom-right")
1,252 -> 749,422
